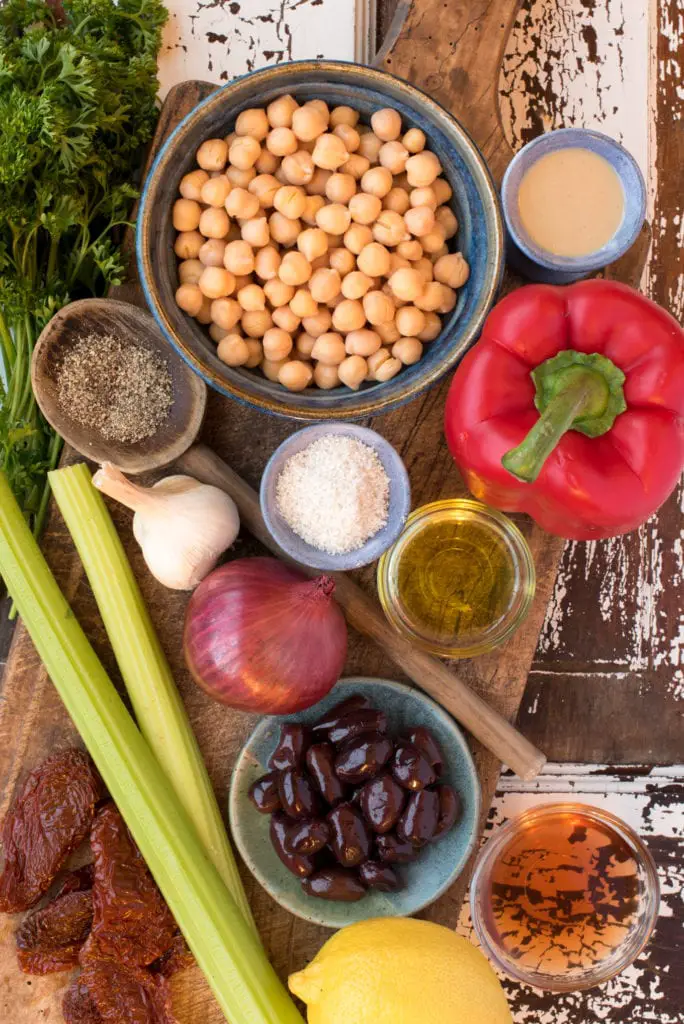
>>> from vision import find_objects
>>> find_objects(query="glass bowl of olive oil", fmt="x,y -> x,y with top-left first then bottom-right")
377,499 -> 535,658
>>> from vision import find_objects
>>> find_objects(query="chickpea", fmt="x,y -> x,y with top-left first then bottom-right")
216,334 -> 249,367
396,239 -> 423,260
244,339 -> 263,368
346,192 -> 380,227
433,178 -> 453,205
414,281 -> 444,312
342,153 -> 371,180
374,355 -> 402,382
238,218 -> 268,250
433,206 -> 457,241
198,175 -> 230,208
278,359 -> 312,391
309,267 -> 341,304
237,283 -> 266,312
332,299 -> 366,333
379,140 -> 409,175
357,132 -> 383,164
297,227 -> 328,262
175,283 -> 204,316
174,231 -> 204,260
272,305 -> 301,333
279,251 -> 312,286
261,327 -> 292,362
326,231 -> 343,248
366,347 -> 391,380
301,194 -> 326,226
421,224 -> 447,254
436,284 -> 457,313
262,357 -> 288,382
251,245 -> 279,282
233,273 -> 252,292
289,288 -> 317,318
321,172 -> 354,205
314,362 -> 341,389
416,311 -> 441,342
172,198 -> 202,232
291,104 -> 327,142
434,252 -> 470,288
197,207 -> 228,239
296,332 -> 316,357
178,258 -> 204,285
408,187 -> 436,211
333,124 -> 360,154
196,296 -> 214,324
344,223 -> 373,255
383,187 -> 410,215
225,165 -> 256,188
339,270 -> 372,300
268,211 -> 301,246
360,166 -> 393,199
338,354 -> 368,389
312,133 -> 349,171
223,188 -> 257,220
197,238 -> 225,267
311,332 -> 346,365
180,169 -> 209,201
270,185 -> 304,221
329,247 -> 356,276
267,93 -> 298,128
308,99 -> 330,122
357,242 -> 391,277
255,149 -> 279,175
376,318 -> 401,345
371,108 -> 402,142
395,305 -> 426,336
224,132 -> 237,149
281,151 -> 315,186
345,328 -> 382,357
310,253 -> 330,273
327,292 -> 345,310
266,126 -> 298,157
414,256 -> 434,283
196,138 -> 228,171
208,322 -> 228,343
406,151 -> 442,188
302,308 -> 333,337
211,297 -> 242,331
392,336 -> 424,365
229,136 -> 261,171
373,210 -> 408,247
402,128 -> 426,154
223,240 -> 255,276
198,266 -> 235,300
330,105 -> 359,128
404,205 -> 435,237
363,290 -> 395,326
234,106 -> 268,140
242,309 -> 273,338
388,267 -> 424,302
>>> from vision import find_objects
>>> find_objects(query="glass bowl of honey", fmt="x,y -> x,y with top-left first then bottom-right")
469,803 -> 660,992
376,499 -> 535,658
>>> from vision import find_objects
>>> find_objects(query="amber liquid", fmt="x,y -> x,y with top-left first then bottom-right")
482,809 -> 643,978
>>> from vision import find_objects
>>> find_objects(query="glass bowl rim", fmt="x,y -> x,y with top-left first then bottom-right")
376,498 -> 536,658
468,801 -> 661,993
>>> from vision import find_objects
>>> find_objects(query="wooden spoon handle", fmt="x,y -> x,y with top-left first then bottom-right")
177,444 -> 546,781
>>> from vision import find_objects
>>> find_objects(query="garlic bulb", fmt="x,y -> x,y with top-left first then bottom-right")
93,463 -> 240,590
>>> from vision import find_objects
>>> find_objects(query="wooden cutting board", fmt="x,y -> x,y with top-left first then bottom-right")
0,1 -> 649,1019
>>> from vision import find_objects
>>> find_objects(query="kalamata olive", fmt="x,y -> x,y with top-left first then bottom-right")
358,773 -> 405,834
270,813 -> 315,877
327,709 -> 388,745
397,788 -> 440,846
407,727 -> 444,775
334,733 -> 393,784
306,742 -> 346,805
286,818 -> 331,855
248,772 -> 282,814
376,833 -> 417,863
391,744 -> 437,791
359,860 -> 403,892
277,769 -> 319,819
312,694 -> 371,732
433,785 -> 463,838
327,802 -> 371,867
302,867 -> 366,902
269,724 -> 309,771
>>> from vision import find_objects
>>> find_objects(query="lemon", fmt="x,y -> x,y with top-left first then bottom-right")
288,917 -> 512,1024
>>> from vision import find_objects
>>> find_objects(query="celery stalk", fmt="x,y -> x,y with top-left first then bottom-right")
0,469 -> 304,1024
49,463 -> 254,931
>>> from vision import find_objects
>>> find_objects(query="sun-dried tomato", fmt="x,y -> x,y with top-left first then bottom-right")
81,804 -> 175,966
0,749 -> 103,913
151,932 -> 194,978
57,864 -> 94,897
15,888 -> 92,974
66,961 -> 175,1024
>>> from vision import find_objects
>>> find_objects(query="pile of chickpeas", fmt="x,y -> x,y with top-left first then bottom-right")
172,94 -> 470,392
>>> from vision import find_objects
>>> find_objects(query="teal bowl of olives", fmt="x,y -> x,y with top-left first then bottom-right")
229,677 -> 481,929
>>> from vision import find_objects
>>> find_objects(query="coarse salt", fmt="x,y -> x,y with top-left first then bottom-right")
275,434 -> 390,555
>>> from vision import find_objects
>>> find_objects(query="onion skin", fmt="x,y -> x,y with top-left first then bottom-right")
183,557 -> 348,713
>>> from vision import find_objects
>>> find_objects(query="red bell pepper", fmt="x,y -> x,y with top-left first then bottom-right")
444,280 -> 684,539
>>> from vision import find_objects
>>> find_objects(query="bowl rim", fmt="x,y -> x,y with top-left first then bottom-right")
259,422 -> 411,570
136,58 -> 505,421
228,676 -> 482,929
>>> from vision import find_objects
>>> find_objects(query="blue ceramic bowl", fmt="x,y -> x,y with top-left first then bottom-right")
502,128 -> 646,284
260,422 -> 410,570
228,678 -> 481,929
137,60 -> 504,421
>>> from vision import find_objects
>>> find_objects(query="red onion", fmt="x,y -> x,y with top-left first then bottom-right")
183,557 -> 348,713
